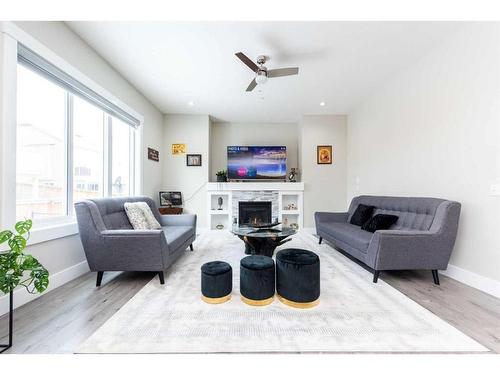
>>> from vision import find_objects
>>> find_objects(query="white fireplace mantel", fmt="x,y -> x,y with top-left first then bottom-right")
206,182 -> 304,230
206,182 -> 304,192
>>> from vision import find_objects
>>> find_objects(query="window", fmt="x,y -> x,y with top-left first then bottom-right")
16,64 -> 67,222
15,46 -> 140,226
72,95 -> 105,203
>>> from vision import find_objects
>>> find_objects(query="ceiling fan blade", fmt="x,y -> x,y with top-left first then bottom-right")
267,67 -> 299,78
235,52 -> 259,72
246,78 -> 257,92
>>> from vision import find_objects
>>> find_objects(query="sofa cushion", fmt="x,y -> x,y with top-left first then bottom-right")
349,203 -> 375,226
361,214 -> 399,233
162,226 -> 195,253
317,222 -> 373,251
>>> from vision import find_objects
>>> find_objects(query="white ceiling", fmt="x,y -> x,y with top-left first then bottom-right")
66,22 -> 463,123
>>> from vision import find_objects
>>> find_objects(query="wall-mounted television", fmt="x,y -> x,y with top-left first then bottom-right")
227,146 -> 287,181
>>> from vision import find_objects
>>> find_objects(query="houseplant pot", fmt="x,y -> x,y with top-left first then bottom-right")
216,170 -> 227,182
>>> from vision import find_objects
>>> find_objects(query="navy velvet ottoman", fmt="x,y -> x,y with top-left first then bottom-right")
240,255 -> 275,306
276,248 -> 320,308
201,261 -> 232,304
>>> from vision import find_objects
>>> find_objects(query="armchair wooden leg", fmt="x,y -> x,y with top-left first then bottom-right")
96,271 -> 104,287
318,237 -> 323,245
189,244 -> 194,252
373,270 -> 380,283
432,270 -> 440,285
158,271 -> 165,285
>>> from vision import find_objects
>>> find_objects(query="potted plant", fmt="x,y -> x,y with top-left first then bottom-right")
216,170 -> 227,182
0,220 -> 49,353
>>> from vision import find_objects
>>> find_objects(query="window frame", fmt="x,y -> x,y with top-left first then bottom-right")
0,23 -> 144,244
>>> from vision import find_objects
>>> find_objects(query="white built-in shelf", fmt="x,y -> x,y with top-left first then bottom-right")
207,182 -> 304,230
210,210 -> 230,215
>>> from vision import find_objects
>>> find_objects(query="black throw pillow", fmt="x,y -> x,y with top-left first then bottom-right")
361,214 -> 399,233
349,204 -> 376,226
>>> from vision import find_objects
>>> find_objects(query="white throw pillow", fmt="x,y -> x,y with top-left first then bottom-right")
136,202 -> 162,229
124,202 -> 162,230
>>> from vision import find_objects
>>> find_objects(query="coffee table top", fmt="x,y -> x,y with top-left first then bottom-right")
232,225 -> 297,238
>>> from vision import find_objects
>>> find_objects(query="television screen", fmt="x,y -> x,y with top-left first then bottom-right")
227,146 -> 287,180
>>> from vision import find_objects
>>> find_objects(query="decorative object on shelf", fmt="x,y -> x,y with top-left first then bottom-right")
283,217 -> 289,227
186,154 -> 202,166
216,170 -> 228,182
0,220 -> 49,354
171,143 -> 186,155
216,223 -> 225,230
317,145 -> 333,164
159,207 -> 183,215
147,147 -> 159,162
159,191 -> 182,206
284,203 -> 297,211
288,167 -> 298,182
290,223 -> 299,230
217,196 -> 224,210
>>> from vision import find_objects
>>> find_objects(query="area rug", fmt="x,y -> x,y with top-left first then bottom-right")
77,231 -> 487,353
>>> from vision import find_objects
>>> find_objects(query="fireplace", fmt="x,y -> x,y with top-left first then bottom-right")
239,201 -> 272,226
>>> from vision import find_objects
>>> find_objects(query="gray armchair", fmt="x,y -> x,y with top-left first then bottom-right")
75,196 -> 196,286
315,196 -> 461,284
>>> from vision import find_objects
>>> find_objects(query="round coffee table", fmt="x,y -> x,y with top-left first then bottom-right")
232,225 -> 297,257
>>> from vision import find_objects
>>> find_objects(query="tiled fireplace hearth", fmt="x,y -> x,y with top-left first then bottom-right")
206,182 -> 304,230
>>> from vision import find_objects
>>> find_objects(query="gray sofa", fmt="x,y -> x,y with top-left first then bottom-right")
75,196 -> 196,286
315,195 -> 461,284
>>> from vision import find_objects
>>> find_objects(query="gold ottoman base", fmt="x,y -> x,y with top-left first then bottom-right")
201,294 -> 231,304
241,295 -> 274,306
277,294 -> 319,309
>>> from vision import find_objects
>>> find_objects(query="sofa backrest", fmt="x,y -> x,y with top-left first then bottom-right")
84,196 -> 160,230
348,195 -> 449,231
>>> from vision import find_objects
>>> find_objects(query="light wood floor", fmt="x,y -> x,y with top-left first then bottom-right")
1,254 -> 499,354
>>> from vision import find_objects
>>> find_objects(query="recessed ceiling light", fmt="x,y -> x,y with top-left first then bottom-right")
319,102 -> 326,106
188,101 -> 194,106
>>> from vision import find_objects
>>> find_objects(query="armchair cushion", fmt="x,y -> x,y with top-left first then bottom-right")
162,226 -> 195,254
124,202 -> 161,229
361,214 -> 399,233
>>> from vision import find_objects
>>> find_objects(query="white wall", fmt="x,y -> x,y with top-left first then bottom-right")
0,21 -> 165,313
163,114 -> 210,228
347,24 -> 500,284
300,115 -> 348,227
210,122 -> 299,180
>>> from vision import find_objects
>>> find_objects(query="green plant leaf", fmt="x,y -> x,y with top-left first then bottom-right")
0,230 -> 13,244
21,254 -> 40,270
8,235 -> 26,253
15,220 -> 32,235
31,268 -> 49,293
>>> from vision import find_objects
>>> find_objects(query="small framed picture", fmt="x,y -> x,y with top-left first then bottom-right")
317,145 -> 333,164
171,143 -> 186,155
147,147 -> 159,162
186,154 -> 202,166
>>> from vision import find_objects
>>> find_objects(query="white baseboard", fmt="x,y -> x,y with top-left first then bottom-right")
0,260 -> 90,316
440,264 -> 500,299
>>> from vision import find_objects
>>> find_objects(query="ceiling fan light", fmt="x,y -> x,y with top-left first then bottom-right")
255,71 -> 268,85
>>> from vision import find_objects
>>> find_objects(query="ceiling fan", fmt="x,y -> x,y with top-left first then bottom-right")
235,52 -> 299,92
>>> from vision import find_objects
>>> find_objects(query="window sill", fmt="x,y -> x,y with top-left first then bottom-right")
28,221 -> 79,246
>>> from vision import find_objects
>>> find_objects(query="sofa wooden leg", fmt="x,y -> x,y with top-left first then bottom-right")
96,271 -> 104,287
189,244 -> 194,252
318,237 -> 323,245
158,271 -> 165,285
432,270 -> 440,285
373,270 -> 380,283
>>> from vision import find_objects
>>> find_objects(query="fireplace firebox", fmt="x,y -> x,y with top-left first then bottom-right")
238,201 -> 272,226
